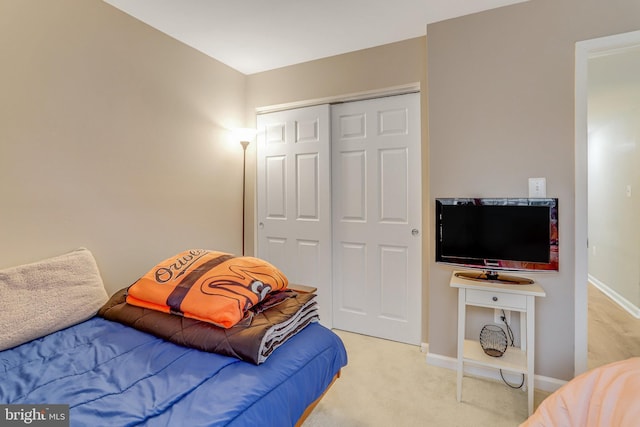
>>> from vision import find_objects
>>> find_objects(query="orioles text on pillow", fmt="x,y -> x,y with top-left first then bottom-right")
126,249 -> 288,328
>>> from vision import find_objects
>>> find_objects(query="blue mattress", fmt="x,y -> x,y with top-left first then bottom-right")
0,317 -> 347,426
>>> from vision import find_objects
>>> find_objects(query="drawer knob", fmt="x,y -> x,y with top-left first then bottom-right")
492,296 -> 498,302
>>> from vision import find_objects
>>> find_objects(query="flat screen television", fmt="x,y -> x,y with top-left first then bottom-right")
435,198 -> 558,282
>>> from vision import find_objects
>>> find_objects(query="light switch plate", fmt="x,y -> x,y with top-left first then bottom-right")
528,177 -> 546,198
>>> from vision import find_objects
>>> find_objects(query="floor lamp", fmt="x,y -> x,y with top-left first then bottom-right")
240,139 -> 250,256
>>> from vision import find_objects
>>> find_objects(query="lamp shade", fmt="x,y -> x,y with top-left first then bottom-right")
233,128 -> 257,146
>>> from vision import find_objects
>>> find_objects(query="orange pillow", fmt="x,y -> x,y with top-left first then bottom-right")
126,249 -> 288,328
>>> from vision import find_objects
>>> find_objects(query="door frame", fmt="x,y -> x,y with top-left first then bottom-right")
254,83 -> 420,115
252,84 -> 425,341
252,82 -> 422,254
253,83 -> 421,253
574,29 -> 640,376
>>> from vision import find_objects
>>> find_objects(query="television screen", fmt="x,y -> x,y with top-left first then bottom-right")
435,198 -> 558,273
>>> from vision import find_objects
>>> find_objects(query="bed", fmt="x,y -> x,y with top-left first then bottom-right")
520,357 -> 640,427
0,248 -> 347,427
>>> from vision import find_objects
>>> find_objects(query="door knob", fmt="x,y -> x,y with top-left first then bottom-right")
411,228 -> 419,236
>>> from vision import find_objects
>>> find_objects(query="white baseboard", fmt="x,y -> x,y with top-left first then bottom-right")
589,274 -> 640,319
425,351 -> 566,393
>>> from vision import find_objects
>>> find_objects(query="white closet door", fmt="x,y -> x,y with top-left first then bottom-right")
331,93 -> 422,345
256,105 -> 332,327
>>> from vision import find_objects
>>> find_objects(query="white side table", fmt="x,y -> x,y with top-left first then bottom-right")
450,271 -> 546,416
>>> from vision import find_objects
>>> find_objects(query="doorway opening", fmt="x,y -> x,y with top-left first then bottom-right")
575,29 -> 640,375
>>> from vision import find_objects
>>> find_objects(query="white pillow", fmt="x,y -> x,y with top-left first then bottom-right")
0,248 -> 109,351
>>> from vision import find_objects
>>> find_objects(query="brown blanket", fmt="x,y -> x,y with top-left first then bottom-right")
98,288 -> 318,364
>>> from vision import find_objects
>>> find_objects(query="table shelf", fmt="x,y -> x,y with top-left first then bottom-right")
450,271 -> 545,416
463,339 -> 527,373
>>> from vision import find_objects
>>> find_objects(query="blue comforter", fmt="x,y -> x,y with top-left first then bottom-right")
0,317 -> 347,426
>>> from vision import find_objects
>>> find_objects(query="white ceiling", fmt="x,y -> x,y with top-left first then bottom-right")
103,0 -> 527,75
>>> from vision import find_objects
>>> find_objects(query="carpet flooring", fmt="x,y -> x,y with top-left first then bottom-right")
304,283 -> 638,426
303,329 -> 548,426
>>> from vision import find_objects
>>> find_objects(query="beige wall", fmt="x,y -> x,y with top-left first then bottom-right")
245,36 -> 429,339
427,0 -> 640,380
246,37 -> 426,109
7,0 -> 638,384
0,0 -> 247,295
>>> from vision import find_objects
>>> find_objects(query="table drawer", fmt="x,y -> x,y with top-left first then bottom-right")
466,289 -> 527,310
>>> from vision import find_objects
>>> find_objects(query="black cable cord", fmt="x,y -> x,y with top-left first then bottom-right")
499,309 -> 525,389
500,369 -> 525,389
